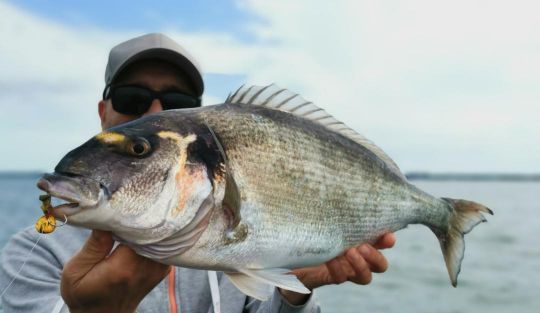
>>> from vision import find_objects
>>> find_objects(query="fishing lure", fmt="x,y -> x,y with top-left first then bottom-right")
35,194 -> 58,234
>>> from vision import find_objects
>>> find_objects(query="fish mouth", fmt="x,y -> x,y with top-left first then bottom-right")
37,172 -> 105,218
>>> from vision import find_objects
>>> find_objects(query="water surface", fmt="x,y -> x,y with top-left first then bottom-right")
316,181 -> 539,313
0,177 -> 537,312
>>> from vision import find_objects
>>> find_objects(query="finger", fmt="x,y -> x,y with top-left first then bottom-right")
358,244 -> 388,273
106,244 -> 170,286
372,232 -> 396,250
338,257 -> 356,277
65,230 -> 114,278
61,230 -> 115,301
290,264 -> 328,290
344,248 -> 372,285
325,258 -> 349,284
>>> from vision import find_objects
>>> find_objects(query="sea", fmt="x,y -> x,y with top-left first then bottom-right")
0,175 -> 538,313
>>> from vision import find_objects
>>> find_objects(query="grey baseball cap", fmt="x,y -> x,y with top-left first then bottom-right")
104,33 -> 204,97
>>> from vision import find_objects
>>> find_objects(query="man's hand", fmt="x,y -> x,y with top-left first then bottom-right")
61,230 -> 171,313
281,233 -> 396,305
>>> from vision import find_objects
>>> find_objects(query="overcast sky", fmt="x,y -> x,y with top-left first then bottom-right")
1,0 -> 538,173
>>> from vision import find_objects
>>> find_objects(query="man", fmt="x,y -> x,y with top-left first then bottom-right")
0,33 -> 395,313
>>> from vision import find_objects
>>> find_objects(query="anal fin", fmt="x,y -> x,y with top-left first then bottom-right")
224,272 -> 274,301
240,268 -> 311,295
225,268 -> 310,301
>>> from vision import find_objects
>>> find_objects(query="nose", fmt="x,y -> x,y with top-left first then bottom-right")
143,99 -> 164,116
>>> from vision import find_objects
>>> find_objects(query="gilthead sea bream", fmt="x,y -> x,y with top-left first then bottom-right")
37,85 -> 493,300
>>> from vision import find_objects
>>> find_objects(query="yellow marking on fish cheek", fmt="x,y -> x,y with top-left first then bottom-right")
158,132 -> 197,173
95,132 -> 126,144
157,131 -> 196,144
156,131 -> 198,217
158,132 -> 196,170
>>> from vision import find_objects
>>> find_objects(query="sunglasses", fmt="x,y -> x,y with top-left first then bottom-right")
103,85 -> 201,115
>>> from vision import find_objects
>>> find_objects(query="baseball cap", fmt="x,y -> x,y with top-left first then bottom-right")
104,33 -> 204,97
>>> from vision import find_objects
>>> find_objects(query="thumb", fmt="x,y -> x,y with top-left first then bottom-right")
66,230 -> 114,276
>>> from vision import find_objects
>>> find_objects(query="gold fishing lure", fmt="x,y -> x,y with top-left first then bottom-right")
35,194 -> 56,234
35,215 -> 56,234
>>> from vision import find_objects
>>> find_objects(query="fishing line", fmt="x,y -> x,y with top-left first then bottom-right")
0,234 -> 42,298
0,214 -> 68,298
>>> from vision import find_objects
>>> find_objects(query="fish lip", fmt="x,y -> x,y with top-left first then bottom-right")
37,173 -> 106,217
37,179 -> 80,203
50,202 -> 82,218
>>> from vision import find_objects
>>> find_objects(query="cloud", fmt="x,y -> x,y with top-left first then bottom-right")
1,0 -> 538,172
230,0 -> 540,172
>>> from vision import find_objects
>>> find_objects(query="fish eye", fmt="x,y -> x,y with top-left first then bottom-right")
128,138 -> 151,156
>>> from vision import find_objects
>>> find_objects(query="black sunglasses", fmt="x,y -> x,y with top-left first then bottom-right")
103,85 -> 201,115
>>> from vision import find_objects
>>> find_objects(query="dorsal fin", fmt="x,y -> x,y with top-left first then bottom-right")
226,84 -> 406,180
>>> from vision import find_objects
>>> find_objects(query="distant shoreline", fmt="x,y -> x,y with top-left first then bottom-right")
1,171 -> 539,182
405,172 -> 540,181
0,171 -> 43,179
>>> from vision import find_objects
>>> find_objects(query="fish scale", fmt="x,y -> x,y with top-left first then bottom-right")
195,105 -> 436,265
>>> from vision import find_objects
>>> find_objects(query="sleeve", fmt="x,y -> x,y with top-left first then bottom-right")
244,289 -> 321,313
0,227 -> 71,313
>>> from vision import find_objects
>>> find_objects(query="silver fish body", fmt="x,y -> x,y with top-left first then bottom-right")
169,103 -> 447,269
38,85 -> 492,299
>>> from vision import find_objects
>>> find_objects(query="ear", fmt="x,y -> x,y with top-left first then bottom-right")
98,100 -> 107,129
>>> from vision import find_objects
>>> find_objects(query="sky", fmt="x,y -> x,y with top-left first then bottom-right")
0,0 -> 539,173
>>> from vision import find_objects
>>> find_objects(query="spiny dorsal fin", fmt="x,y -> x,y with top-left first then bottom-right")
226,84 -> 406,180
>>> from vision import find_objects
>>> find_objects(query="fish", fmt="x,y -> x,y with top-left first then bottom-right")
36,84 -> 493,300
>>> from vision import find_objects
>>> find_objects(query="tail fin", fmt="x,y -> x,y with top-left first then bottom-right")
437,198 -> 493,287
